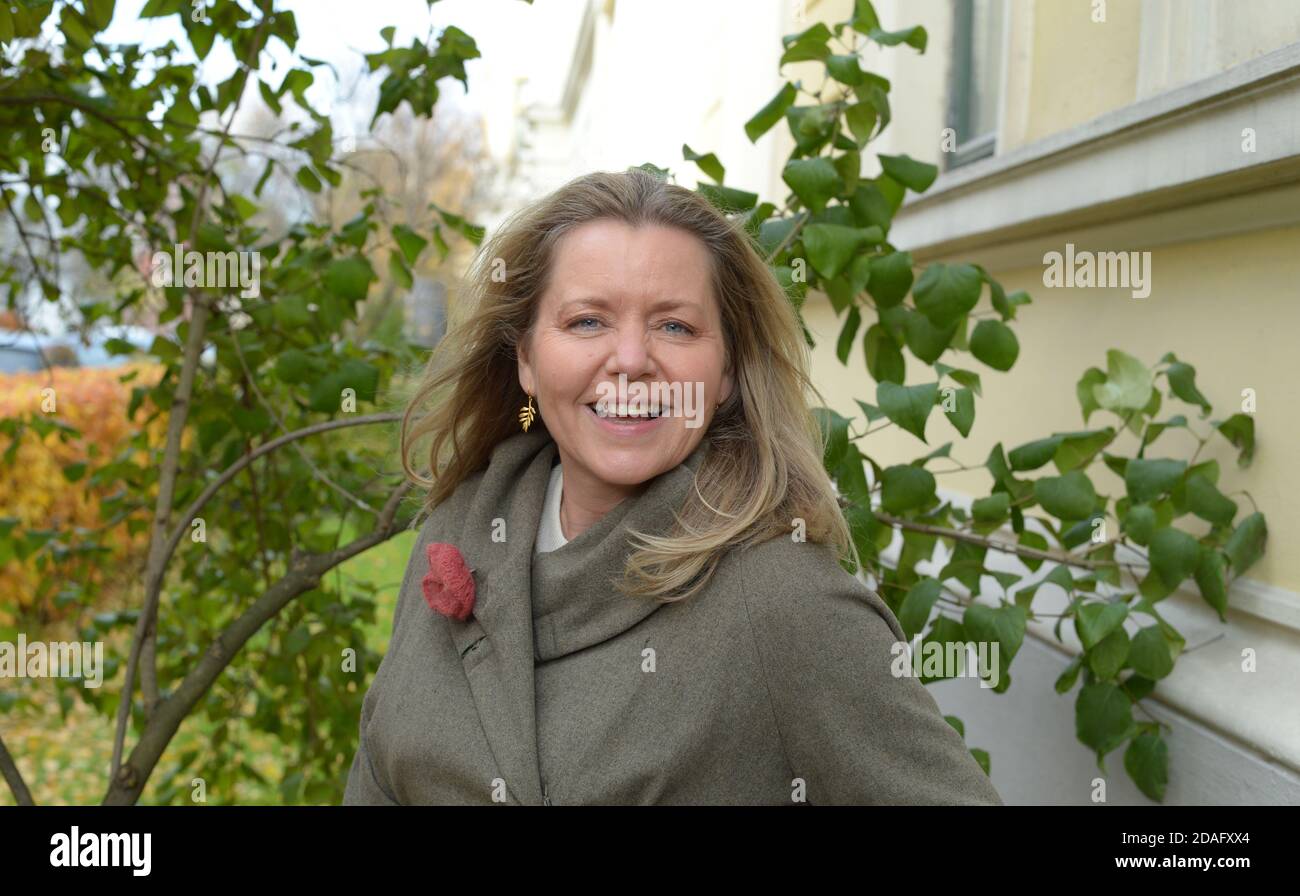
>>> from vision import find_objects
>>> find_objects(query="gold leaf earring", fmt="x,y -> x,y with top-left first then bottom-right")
518,394 -> 536,432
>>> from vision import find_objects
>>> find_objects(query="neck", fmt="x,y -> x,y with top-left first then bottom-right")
557,468 -> 644,541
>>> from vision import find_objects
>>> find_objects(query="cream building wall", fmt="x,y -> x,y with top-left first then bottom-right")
483,0 -> 1300,803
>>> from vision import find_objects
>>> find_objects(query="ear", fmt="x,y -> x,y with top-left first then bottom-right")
517,330 -> 536,396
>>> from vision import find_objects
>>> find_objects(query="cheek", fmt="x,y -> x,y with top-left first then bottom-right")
534,335 -> 601,398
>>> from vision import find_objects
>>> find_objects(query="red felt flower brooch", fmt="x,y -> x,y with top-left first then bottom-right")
421,543 -> 476,622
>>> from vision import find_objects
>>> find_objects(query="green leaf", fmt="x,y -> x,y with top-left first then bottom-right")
296,165 -> 322,193
1165,361 -> 1211,414
1053,429 -> 1113,472
274,294 -> 312,328
1034,471 -> 1097,520
1125,458 -> 1186,504
943,386 -> 975,437
1124,733 -> 1168,802
308,359 -> 380,412
898,578 -> 942,640
855,400 -> 886,424
1128,626 -> 1175,679
1223,512 -> 1267,575
87,0 -> 117,31
1055,656 -> 1083,694
782,158 -> 843,213
835,308 -> 861,365
682,144 -> 725,183
802,223 -> 877,279
971,492 -> 1010,523
1194,549 -> 1229,621
850,0 -> 882,33
1149,527 -> 1200,587
745,83 -> 797,142
1121,675 -> 1158,702
1076,367 -> 1106,423
275,349 -> 315,384
1088,627 -> 1130,680
880,464 -> 937,514
1076,682 -> 1134,756
59,7 -> 92,48
392,225 -> 428,265
867,24 -> 927,51
1018,531 -> 1050,573
902,309 -> 958,364
1075,601 -> 1128,650
877,381 -> 938,442
845,102 -> 878,146
323,256 -> 375,302
388,251 -> 413,290
1123,505 -> 1157,546
696,184 -> 758,213
780,22 -> 833,65
863,325 -> 905,384
1093,350 -> 1153,412
936,363 -> 982,396
866,251 -> 913,308
878,153 -> 937,192
1216,413 -> 1255,468
1184,474 -> 1237,527
912,263 -> 981,327
826,54 -> 866,86
969,319 -> 1019,371
1009,436 -> 1062,472
786,103 -> 838,155
962,604 -> 1025,691
232,405 -> 272,436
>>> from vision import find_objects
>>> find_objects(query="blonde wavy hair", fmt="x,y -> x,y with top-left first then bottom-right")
400,168 -> 854,601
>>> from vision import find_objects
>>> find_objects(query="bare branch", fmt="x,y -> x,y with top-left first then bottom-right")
873,511 -> 1109,572
0,733 -> 35,806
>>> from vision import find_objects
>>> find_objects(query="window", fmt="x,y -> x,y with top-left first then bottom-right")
946,0 -> 1006,168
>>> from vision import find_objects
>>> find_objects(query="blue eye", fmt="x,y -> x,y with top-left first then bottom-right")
570,317 -> 600,330
663,320 -> 694,335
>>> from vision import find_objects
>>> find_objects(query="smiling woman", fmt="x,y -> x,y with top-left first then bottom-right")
343,168 -> 1003,806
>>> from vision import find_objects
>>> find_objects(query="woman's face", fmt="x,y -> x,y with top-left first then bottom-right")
517,218 -> 733,502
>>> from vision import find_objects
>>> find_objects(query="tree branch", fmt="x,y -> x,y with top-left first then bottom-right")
0,733 -> 35,806
873,511 -> 1109,571
114,10 -> 273,770
103,479 -> 417,805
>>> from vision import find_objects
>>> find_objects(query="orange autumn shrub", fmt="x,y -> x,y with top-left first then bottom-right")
0,361 -> 172,625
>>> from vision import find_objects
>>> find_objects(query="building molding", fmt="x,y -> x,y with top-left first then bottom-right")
891,41 -> 1300,264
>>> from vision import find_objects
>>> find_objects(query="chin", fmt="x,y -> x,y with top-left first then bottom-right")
577,448 -> 675,487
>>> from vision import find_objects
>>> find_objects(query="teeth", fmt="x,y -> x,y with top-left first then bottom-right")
589,403 -> 664,418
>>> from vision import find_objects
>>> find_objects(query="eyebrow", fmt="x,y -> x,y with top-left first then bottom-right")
557,297 -> 701,316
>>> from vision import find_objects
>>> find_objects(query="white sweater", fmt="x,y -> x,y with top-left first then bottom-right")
534,461 -> 568,554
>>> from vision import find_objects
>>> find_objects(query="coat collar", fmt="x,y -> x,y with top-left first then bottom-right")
439,428 -> 708,804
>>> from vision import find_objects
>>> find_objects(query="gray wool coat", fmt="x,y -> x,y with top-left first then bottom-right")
343,429 -> 1003,806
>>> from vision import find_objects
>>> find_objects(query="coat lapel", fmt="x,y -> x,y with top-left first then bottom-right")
443,431 -> 555,805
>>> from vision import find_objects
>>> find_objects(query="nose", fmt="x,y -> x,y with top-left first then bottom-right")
603,321 -> 657,380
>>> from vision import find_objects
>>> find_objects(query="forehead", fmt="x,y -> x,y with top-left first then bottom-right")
543,219 -> 714,303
